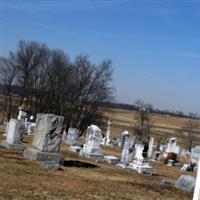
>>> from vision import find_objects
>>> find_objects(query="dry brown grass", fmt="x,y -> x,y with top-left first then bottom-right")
102,108 -> 200,147
0,132 -> 194,200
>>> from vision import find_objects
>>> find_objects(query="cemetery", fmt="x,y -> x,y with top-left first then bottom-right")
0,102 -> 198,200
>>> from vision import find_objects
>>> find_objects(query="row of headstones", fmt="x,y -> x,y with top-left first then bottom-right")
0,114 -> 153,174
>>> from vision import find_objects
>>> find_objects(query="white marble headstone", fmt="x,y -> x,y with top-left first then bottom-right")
6,119 -> 22,144
166,137 -> 177,153
148,137 -> 154,158
121,139 -> 133,165
135,143 -> 144,161
106,120 -> 112,144
85,125 -> 102,148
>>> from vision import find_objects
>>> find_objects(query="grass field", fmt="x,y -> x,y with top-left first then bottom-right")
0,132 -> 194,200
102,108 -> 200,147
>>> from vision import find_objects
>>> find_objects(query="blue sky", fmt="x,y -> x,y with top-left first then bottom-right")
1,0 -> 200,113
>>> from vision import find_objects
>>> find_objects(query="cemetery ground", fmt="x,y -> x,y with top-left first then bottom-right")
0,133 -> 194,200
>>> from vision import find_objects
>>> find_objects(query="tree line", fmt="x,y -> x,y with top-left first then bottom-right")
0,40 -> 114,134
101,100 -> 200,120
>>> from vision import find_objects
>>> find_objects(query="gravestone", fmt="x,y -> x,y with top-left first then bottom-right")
1,119 -> 25,151
148,137 -> 154,158
116,138 -> 133,169
106,120 -> 112,145
176,175 -> 196,193
191,146 -> 200,163
79,125 -> 103,161
120,130 -> 129,150
128,142 -> 153,175
193,159 -> 200,200
23,114 -> 65,166
166,137 -> 177,153
121,139 -> 133,165
63,128 -> 79,146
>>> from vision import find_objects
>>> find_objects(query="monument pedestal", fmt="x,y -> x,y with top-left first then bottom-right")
69,145 -> 82,153
79,144 -> 103,161
116,162 -> 130,169
23,148 -> 64,164
128,160 -> 152,175
1,140 -> 25,151
104,155 -> 119,165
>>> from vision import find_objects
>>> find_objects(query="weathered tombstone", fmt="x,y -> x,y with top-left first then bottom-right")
63,128 -> 79,146
120,130 -> 129,150
191,146 -> 200,163
116,138 -> 133,169
193,159 -> 200,200
121,139 -> 133,165
176,175 -> 196,193
79,125 -> 103,161
106,120 -> 112,145
1,119 -> 25,151
23,114 -> 65,168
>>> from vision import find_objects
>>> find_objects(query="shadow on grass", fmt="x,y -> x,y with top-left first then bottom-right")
63,160 -> 99,169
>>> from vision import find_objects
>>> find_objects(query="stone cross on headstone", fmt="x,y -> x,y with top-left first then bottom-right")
106,119 -> 112,145
17,98 -> 30,134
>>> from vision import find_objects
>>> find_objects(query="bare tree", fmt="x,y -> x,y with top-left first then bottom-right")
134,106 -> 152,143
0,56 -> 17,121
181,119 -> 199,152
3,40 -> 114,133
64,54 -> 113,134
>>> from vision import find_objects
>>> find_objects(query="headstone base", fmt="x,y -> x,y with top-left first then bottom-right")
0,140 -> 25,151
116,162 -> 129,169
104,155 -> 119,165
23,147 -> 64,164
79,149 -> 103,161
40,161 -> 60,171
128,162 -> 153,175
69,146 -> 82,153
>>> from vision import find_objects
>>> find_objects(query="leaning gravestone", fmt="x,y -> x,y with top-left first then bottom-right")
176,175 -> 196,193
1,119 -> 25,151
79,124 -> 103,161
23,114 -> 64,168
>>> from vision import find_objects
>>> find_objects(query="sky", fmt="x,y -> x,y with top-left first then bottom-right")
1,0 -> 200,114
